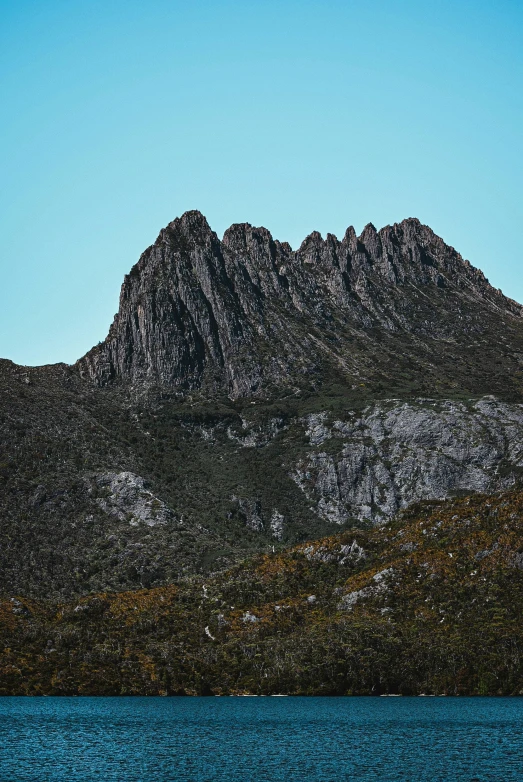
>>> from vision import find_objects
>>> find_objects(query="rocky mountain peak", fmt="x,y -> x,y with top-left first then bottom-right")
76,212 -> 523,399
169,208 -> 213,237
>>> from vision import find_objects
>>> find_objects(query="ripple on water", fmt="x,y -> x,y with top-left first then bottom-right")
1,696 -> 522,781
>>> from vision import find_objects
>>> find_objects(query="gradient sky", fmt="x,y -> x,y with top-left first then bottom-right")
1,0 -> 522,366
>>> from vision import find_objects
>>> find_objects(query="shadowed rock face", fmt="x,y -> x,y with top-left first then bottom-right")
76,211 -> 523,399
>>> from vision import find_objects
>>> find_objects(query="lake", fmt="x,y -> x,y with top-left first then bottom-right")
1,696 -> 522,780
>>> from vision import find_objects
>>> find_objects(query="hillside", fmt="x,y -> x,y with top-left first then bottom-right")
2,489 -> 523,695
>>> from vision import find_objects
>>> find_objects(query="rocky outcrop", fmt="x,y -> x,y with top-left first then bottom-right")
232,497 -> 264,532
77,211 -> 523,399
292,398 -> 523,524
231,496 -> 286,539
86,472 -> 177,527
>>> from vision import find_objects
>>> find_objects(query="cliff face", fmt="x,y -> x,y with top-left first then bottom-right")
293,398 -> 523,524
76,211 -> 523,399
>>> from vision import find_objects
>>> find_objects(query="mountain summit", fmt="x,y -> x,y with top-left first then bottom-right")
77,211 -> 523,399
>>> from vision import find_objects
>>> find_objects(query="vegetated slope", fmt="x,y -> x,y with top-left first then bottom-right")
2,489 -> 523,696
0,359 -> 350,598
3,212 -> 523,599
4,354 -> 523,598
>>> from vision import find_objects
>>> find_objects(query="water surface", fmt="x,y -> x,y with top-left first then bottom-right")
1,696 -> 522,781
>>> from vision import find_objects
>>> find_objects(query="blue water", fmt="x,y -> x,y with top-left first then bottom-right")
1,697 -> 522,781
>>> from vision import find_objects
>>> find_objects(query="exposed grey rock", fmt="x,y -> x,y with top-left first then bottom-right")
270,510 -> 285,540
87,471 -> 176,527
232,497 -> 264,532
76,211 -> 523,400
339,540 -> 366,565
338,567 -> 396,611
293,398 -> 523,524
227,417 -> 287,448
475,543 -> 500,561
399,541 -> 418,553
304,413 -> 330,446
302,539 -> 366,565
10,598 -> 30,616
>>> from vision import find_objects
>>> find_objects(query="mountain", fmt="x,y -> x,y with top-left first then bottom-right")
77,211 -> 523,400
2,212 -> 523,601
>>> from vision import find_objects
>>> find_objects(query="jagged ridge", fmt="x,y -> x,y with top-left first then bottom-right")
77,211 -> 523,398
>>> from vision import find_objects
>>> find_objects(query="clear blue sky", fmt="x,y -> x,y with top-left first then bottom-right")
1,0 -> 522,366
